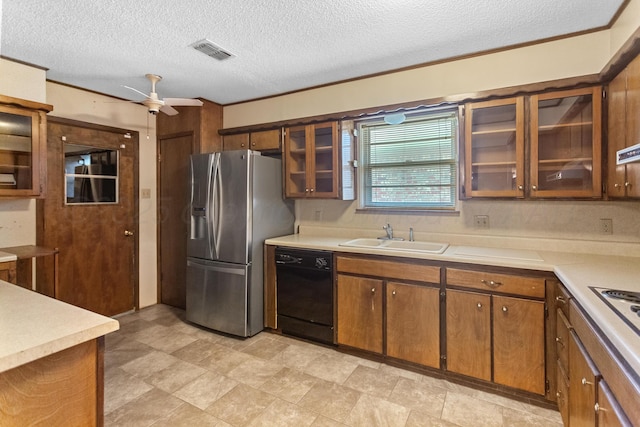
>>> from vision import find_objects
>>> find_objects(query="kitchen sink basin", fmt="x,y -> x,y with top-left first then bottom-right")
339,238 -> 449,254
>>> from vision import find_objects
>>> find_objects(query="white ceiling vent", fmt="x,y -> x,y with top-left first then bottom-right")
190,39 -> 234,61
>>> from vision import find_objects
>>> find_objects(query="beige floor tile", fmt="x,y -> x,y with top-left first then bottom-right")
227,357 -> 284,387
259,367 -> 318,403
304,353 -> 358,384
172,371 -> 238,410
387,377 -> 447,418
340,352 -> 382,369
127,324 -> 173,346
241,336 -> 290,359
269,342 -> 325,371
197,342 -> 254,374
440,391 -> 504,427
145,359 -> 207,393
205,383 -> 277,426
120,350 -> 180,378
104,388 -> 184,427
248,398 -> 318,427
405,410 -> 459,427
343,365 -> 400,398
298,379 -> 362,423
379,363 -> 426,382
104,338 -> 154,369
343,394 -> 411,427
502,407 -> 564,426
171,338 -> 223,364
104,367 -> 154,415
310,416 -> 349,427
150,402 -> 232,427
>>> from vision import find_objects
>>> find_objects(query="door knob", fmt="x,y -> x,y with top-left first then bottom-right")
124,230 -> 135,236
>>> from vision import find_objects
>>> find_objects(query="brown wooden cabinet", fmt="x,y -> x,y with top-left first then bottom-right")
284,121 -> 344,199
445,268 -> 546,395
0,95 -> 52,199
569,329 -> 600,427
446,289 -> 491,380
336,255 -> 440,367
607,54 -> 640,199
156,99 -> 223,154
530,86 -> 602,198
597,380 -> 632,427
464,97 -> 525,197
0,260 -> 16,283
386,282 -> 440,368
336,274 -> 383,353
223,129 -> 281,152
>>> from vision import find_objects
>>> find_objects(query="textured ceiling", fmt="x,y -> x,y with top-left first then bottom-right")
0,0 -> 626,105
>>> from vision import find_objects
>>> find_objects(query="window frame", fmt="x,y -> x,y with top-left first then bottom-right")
355,106 -> 460,212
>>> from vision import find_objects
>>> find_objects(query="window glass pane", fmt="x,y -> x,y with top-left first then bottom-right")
64,143 -> 119,204
358,110 -> 458,209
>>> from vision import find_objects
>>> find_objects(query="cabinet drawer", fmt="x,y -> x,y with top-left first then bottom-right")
446,268 -> 545,298
336,256 -> 440,284
555,282 -> 571,318
556,308 -> 570,377
556,361 -> 570,427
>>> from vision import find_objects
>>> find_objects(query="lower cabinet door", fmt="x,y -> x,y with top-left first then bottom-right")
569,331 -> 599,427
493,295 -> 545,395
386,282 -> 440,368
446,289 -> 491,381
597,380 -> 631,427
336,274 -> 383,353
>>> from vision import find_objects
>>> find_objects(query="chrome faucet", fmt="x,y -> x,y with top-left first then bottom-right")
379,223 -> 393,240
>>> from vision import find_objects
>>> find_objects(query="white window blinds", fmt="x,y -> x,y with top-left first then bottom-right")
359,110 -> 458,209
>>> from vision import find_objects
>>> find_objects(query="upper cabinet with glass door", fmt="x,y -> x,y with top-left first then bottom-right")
530,87 -> 602,198
0,95 -> 52,198
464,97 -> 524,198
284,121 -> 344,198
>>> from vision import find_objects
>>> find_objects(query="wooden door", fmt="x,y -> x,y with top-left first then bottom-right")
446,289 -> 491,381
607,66 -> 628,197
626,55 -> 640,198
336,274 -> 383,353
38,118 -> 137,316
493,295 -> 545,394
386,282 -> 440,368
569,331 -> 599,427
158,133 -> 193,308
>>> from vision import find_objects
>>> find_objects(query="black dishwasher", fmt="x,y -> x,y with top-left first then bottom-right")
276,247 -> 334,344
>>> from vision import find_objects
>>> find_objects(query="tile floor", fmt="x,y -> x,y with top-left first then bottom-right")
104,304 -> 563,427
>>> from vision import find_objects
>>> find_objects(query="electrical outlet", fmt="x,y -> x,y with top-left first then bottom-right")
600,218 -> 613,234
141,188 -> 151,199
314,209 -> 323,221
474,215 -> 489,229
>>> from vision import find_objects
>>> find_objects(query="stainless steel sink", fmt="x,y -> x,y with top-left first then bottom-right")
339,238 -> 449,254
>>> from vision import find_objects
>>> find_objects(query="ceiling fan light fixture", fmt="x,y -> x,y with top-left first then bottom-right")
190,39 -> 235,61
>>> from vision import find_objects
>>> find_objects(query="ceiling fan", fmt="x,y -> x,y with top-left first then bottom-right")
124,74 -> 203,116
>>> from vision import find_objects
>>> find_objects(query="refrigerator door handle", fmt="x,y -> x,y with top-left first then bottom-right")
187,258 -> 246,276
210,153 -> 222,259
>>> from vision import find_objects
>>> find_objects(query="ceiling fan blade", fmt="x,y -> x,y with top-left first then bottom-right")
160,105 -> 179,116
123,85 -> 150,99
163,98 -> 203,107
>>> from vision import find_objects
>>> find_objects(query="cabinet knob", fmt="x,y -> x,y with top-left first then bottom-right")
305,188 -> 310,193
371,288 -> 376,294
477,303 -> 482,309
555,337 -> 564,347
252,142 -> 256,146
614,183 -> 621,189
124,230 -> 135,237
310,188 -> 315,192
555,296 -> 566,304
241,143 -> 245,147
392,290 -> 396,296
625,182 -> 631,188
502,306 -> 508,312
581,377 -> 593,386
532,185 -> 538,191
518,185 -> 524,191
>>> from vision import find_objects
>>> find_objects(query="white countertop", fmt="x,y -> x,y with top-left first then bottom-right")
0,281 -> 119,373
0,251 -> 17,262
266,233 -> 640,377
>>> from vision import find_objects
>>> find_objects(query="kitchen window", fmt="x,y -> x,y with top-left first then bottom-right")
357,108 -> 458,210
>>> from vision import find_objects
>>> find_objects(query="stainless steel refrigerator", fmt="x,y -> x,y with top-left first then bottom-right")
186,150 -> 294,337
